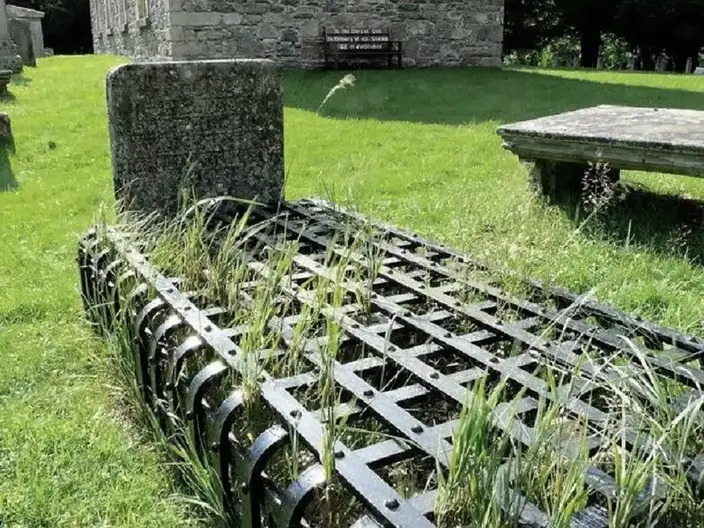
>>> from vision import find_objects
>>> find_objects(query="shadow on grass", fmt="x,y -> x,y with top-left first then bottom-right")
554,182 -> 704,265
0,142 -> 18,192
0,91 -> 16,103
284,68 -> 704,125
11,73 -> 32,86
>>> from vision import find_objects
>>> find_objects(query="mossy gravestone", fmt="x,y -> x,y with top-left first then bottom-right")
8,19 -> 34,67
106,59 -> 284,217
0,0 -> 22,73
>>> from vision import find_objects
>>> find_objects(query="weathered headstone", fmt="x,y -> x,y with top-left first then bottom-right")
0,111 -> 13,149
0,69 -> 10,95
106,59 -> 284,217
685,57 -> 693,74
655,55 -> 668,72
5,5 -> 46,63
695,67 -> 704,76
596,56 -> 604,69
552,54 -> 576,69
0,0 -> 21,73
8,19 -> 35,67
627,56 -> 636,71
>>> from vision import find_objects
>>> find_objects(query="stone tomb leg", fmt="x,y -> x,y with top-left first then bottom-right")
527,158 -> 620,200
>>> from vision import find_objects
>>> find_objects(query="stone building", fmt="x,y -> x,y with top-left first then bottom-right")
90,0 -> 504,68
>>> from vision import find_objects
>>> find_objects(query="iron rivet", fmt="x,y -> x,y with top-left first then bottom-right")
258,375 -> 266,383
444,332 -> 452,338
204,325 -> 212,332
411,425 -> 423,433
430,372 -> 440,379
290,409 -> 302,419
455,301 -> 461,306
385,499 -> 399,510
363,389 -> 374,397
165,382 -> 174,390
210,441 -> 220,452
241,483 -> 249,494
371,293 -> 378,299
185,411 -> 194,420
166,288 -> 174,293
388,345 -> 396,352
334,450 -> 345,459
495,319 -> 503,325
184,306 -> 192,311
352,323 -> 360,329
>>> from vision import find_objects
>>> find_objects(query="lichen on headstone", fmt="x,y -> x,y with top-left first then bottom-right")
106,59 -> 285,218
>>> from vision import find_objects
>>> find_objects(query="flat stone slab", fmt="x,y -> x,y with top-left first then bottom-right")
496,105 -> 704,177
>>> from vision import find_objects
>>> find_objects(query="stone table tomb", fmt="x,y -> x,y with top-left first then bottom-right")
496,105 -> 704,200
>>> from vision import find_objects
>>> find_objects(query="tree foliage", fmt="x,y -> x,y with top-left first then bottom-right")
506,0 -> 704,71
503,0 -> 563,53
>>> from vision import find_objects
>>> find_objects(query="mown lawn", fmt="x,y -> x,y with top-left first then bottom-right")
1,55 -> 703,526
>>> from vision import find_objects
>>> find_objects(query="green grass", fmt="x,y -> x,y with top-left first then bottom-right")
1,55 -> 704,525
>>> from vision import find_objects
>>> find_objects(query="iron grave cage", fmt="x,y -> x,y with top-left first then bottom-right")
78,198 -> 704,528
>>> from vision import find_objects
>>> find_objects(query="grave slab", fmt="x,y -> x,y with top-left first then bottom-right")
497,105 -> 704,199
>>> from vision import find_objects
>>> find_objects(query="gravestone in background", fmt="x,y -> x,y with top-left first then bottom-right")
0,112 -> 12,146
0,69 -> 10,95
0,0 -> 21,73
106,59 -> 284,218
8,19 -> 34,67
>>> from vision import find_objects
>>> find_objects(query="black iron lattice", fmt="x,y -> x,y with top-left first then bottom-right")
78,198 -> 704,528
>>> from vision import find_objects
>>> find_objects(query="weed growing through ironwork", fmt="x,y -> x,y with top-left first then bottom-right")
514,369 -> 591,528
89,193 -> 704,528
589,343 -> 704,527
435,375 -> 518,527
86,251 -> 229,525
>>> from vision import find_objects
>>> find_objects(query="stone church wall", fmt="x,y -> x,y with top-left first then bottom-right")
92,0 -> 504,68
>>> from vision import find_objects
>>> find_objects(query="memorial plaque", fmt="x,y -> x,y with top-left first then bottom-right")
106,59 -> 284,217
